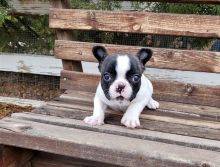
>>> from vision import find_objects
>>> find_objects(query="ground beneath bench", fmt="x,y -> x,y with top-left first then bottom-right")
0,102 -> 32,119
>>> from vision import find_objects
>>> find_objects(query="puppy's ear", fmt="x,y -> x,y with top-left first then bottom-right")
92,46 -> 108,63
136,48 -> 152,66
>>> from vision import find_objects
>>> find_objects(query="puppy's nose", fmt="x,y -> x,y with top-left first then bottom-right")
116,84 -> 125,94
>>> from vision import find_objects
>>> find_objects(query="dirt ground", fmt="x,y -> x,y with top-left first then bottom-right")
0,102 -> 32,119
0,72 -> 62,119
0,72 -> 63,100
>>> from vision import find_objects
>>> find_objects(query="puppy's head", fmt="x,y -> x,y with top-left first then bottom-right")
93,46 -> 152,102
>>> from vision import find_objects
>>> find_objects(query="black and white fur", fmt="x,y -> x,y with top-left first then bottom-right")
84,46 -> 159,128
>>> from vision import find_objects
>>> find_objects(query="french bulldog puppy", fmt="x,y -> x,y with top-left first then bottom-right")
84,46 -> 159,128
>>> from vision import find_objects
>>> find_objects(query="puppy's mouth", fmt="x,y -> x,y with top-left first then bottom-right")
116,96 -> 125,101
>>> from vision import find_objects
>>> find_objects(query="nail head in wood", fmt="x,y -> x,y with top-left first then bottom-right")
185,83 -> 194,95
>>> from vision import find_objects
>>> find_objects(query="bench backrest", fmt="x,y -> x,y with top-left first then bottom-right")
49,0 -> 220,108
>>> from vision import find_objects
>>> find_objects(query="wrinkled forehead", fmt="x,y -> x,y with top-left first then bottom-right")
101,54 -> 142,75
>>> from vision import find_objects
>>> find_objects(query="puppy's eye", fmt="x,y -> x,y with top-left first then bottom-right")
103,73 -> 111,81
132,75 -> 140,83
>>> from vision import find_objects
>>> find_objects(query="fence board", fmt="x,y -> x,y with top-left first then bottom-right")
8,0 -> 50,15
55,40 -> 220,73
50,9 -> 220,38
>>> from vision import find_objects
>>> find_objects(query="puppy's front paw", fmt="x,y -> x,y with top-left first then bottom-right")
147,99 -> 159,110
121,114 -> 140,129
84,115 -> 104,126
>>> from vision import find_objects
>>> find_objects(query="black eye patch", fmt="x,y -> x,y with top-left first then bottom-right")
100,56 -> 117,100
126,56 -> 143,101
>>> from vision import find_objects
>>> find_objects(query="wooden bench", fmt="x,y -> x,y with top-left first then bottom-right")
1,0 -> 220,166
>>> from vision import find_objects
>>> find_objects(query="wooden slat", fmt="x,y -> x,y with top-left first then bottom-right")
8,0 -> 50,15
1,117 -> 220,167
51,0 -> 83,72
115,0 -> 220,3
12,112 -> 220,151
45,99 -> 220,133
49,9 -> 220,38
55,40 -> 220,73
60,70 -> 220,107
34,105 -> 220,141
46,101 -> 220,129
58,90 -> 220,120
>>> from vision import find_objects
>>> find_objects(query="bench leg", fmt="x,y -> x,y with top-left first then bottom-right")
0,145 -> 34,167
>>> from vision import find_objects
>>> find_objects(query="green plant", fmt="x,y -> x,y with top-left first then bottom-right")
0,0 -> 54,54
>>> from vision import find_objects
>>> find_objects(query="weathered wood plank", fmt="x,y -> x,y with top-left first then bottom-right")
1,117 -> 220,167
8,0 -> 50,15
0,146 -> 34,167
58,90 -> 220,120
60,70 -> 220,107
46,99 -> 220,130
115,0 -> 220,3
49,9 -> 220,38
55,40 -> 220,73
35,105 -> 220,141
55,93 -> 220,125
51,0 -> 83,72
12,112 -> 220,151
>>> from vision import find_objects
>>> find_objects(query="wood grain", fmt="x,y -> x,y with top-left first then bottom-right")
47,100 -> 220,126
55,40 -> 220,73
8,0 -> 49,15
51,0 -> 82,72
34,105 -> 220,141
60,70 -> 220,107
1,117 -> 220,167
49,8 -> 220,38
13,112 -> 220,151
59,90 -> 220,120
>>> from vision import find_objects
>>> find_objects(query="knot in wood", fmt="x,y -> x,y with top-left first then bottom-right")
89,11 -> 96,20
78,51 -> 82,55
166,51 -> 173,58
53,14 -> 57,19
184,83 -> 193,95
133,24 -> 141,31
